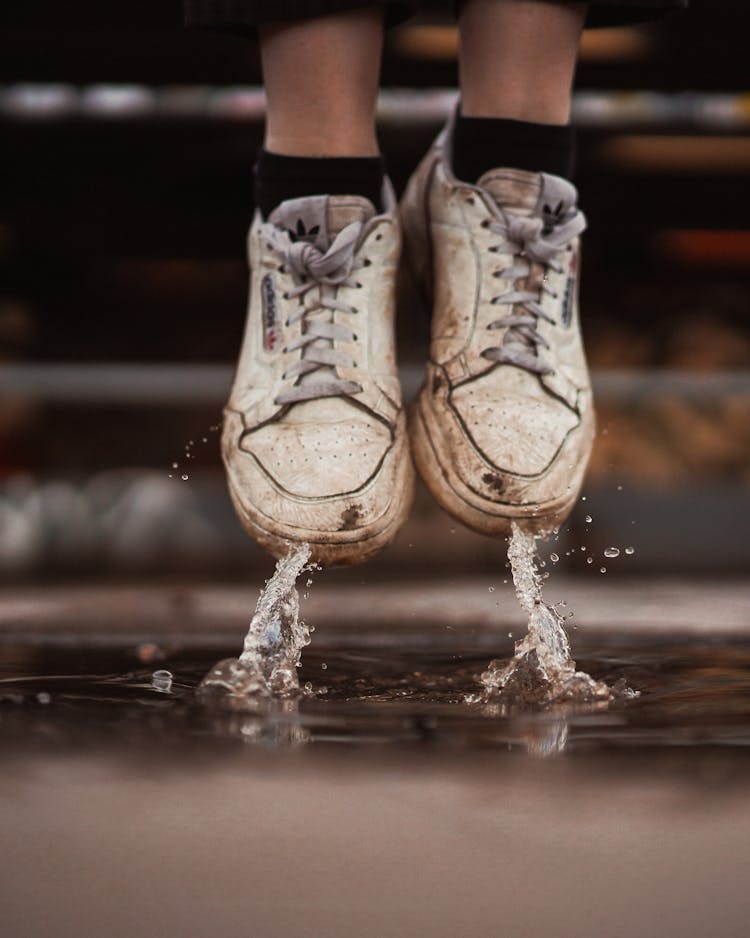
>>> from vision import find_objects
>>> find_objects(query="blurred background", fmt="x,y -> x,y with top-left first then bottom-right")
0,0 -> 748,583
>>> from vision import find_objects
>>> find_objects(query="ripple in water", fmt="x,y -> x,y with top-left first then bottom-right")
197,543 -> 314,709
479,523 -> 637,707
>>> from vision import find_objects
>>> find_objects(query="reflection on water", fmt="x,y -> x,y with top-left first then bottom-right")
3,633 -> 750,758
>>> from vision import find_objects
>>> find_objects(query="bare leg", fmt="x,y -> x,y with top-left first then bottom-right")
260,7 -> 385,156
459,0 -> 588,123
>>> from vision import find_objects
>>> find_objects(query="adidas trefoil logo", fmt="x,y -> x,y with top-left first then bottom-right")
287,218 -> 321,243
541,200 -> 566,236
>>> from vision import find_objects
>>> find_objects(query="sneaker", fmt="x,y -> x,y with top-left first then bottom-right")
222,183 -> 414,565
401,122 -> 594,536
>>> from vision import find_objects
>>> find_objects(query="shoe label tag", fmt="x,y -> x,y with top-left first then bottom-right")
261,273 -> 280,351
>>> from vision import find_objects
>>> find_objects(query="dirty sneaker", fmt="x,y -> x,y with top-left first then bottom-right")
222,183 -> 414,565
401,123 -> 594,536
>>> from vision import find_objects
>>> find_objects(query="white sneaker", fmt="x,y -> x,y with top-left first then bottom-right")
222,183 -> 414,565
401,123 -> 595,535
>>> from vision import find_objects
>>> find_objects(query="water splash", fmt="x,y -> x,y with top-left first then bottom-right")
479,524 -> 636,707
197,543 -> 314,709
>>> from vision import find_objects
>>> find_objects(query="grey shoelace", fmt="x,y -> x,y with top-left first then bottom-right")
269,222 -> 366,406
481,203 -> 587,376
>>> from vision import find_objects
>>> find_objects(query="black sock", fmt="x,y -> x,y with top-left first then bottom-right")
451,112 -> 575,184
254,149 -> 385,218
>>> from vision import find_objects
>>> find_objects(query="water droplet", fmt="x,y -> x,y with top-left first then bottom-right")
580,546 -> 586,552
306,578 -> 313,587
488,586 -> 495,593
171,462 -> 179,469
181,474 -> 189,481
581,495 -> 587,501
304,681 -> 313,693
321,662 -> 327,670
599,566 -> 607,574
550,552 -> 559,563
508,632 -> 513,638
617,484 -> 623,491
604,547 -> 620,559
151,669 -> 173,693
37,692 -> 51,705
586,556 -> 593,564
449,528 -> 456,535
625,546 -> 635,555
585,514 -> 592,523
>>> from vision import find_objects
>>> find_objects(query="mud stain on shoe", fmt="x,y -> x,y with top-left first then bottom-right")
482,472 -> 506,495
339,504 -> 362,530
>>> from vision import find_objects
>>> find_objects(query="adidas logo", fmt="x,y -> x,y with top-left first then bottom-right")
542,200 -> 566,235
287,218 -> 320,243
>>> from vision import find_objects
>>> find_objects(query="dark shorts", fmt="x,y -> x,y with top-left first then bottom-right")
184,0 -> 688,35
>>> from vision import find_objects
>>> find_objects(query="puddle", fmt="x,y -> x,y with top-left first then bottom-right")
2,631 -> 750,756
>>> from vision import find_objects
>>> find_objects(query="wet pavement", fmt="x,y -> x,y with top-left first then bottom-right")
3,578 -> 750,937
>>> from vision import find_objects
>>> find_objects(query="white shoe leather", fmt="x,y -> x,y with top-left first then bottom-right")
223,182 -> 414,565
401,124 -> 595,536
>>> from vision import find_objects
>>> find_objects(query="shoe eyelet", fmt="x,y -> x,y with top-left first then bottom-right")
282,292 -> 290,300
375,234 -> 382,242
355,282 -> 363,289
481,219 -> 491,229
465,197 -> 475,206
363,258 -> 372,267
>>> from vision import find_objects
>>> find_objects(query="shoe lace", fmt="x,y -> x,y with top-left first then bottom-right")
481,202 -> 586,376
269,221 -> 367,406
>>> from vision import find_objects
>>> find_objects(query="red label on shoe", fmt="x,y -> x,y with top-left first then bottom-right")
261,273 -> 279,351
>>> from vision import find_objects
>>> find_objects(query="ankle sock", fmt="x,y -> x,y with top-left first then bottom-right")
254,149 -> 385,218
451,113 -> 575,184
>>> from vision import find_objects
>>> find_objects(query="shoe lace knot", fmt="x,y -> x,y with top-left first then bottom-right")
270,221 -> 367,406
482,202 -> 587,376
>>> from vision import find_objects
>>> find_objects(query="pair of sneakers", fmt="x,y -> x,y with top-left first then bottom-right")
222,120 -> 595,565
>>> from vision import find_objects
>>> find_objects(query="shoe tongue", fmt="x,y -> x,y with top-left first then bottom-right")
477,168 -> 579,225
477,168 -> 542,217
268,194 -> 376,251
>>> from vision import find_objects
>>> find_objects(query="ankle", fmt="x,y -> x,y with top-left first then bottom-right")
264,122 -> 380,158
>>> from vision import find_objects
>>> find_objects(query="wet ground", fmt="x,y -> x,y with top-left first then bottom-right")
3,578 -> 750,937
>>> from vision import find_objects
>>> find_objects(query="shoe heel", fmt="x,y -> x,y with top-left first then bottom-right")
399,158 -> 435,313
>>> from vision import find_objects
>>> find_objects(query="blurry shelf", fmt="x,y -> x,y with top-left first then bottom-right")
2,85 -> 750,132
2,363 -> 750,405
